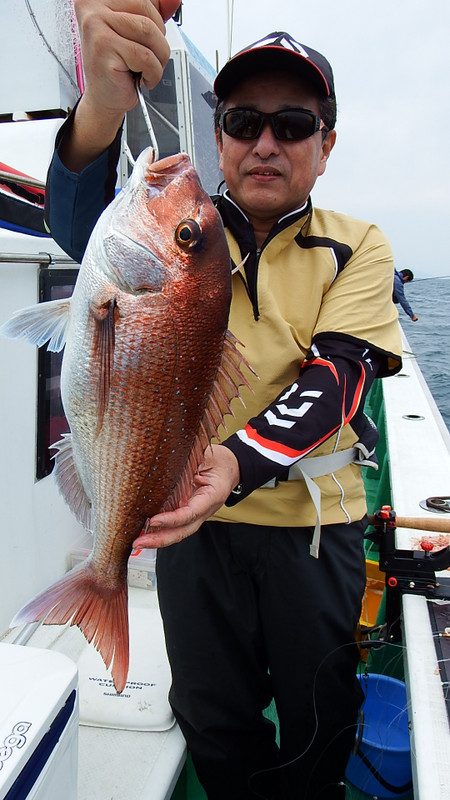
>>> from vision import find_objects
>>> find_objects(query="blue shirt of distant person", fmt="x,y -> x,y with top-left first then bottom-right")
393,268 -> 419,321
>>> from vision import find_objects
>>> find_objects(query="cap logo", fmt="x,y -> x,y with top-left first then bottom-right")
249,32 -> 310,59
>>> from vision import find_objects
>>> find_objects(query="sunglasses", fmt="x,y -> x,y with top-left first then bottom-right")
220,107 -> 328,142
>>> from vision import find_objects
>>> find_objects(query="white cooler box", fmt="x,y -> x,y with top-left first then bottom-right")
0,642 -> 78,800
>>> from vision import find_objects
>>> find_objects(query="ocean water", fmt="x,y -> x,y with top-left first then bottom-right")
397,276 -> 450,431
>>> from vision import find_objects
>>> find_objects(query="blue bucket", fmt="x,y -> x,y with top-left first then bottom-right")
345,674 -> 412,798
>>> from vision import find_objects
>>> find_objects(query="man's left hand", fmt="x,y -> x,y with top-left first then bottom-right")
133,445 -> 241,548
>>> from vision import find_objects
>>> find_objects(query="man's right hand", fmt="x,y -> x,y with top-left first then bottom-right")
60,0 -> 180,171
74,0 -> 178,116
411,314 -> 419,321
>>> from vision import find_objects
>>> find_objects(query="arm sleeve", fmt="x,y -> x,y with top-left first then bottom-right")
44,108 -> 122,263
223,335 -> 384,505
394,277 -> 415,318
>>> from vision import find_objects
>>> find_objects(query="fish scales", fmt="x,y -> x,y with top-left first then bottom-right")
0,149 -> 252,692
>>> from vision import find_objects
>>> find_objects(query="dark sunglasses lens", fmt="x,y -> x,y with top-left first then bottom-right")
223,110 -> 262,139
273,110 -> 316,140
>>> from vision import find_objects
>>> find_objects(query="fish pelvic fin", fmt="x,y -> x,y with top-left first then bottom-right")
11,562 -> 130,694
0,297 -> 71,352
158,329 -> 256,513
91,298 -> 116,436
51,433 -> 92,530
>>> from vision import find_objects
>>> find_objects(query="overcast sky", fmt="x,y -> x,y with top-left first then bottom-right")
179,0 -> 450,278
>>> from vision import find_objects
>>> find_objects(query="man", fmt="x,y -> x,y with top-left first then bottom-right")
46,3 -> 402,797
393,268 -> 419,321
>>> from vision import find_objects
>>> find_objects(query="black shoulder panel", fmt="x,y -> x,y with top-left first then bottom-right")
294,231 -> 353,275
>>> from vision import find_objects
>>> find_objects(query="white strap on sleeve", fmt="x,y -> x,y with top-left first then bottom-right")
261,447 -> 359,558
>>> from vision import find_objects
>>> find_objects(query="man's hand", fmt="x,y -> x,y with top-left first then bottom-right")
411,314 -> 419,321
133,445 -> 241,548
75,0 -> 179,115
60,0 -> 180,170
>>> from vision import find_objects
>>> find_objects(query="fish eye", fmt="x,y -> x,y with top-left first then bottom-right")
175,219 -> 202,250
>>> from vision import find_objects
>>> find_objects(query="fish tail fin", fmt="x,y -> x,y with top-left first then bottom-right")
11,563 -> 129,693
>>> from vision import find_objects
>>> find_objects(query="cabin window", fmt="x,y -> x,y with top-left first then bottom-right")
187,59 -> 222,195
36,267 -> 78,480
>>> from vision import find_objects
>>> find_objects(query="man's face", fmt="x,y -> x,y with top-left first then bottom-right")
216,70 -> 336,228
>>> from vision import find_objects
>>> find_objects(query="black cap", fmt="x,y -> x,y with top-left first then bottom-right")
214,32 -> 335,101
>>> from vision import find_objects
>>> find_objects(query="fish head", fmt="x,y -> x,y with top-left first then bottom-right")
90,149 -> 231,314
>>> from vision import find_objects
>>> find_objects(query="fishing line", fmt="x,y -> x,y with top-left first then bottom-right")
246,626 -> 445,800
247,637 -> 374,799
24,0 -> 79,94
252,626 -> 449,799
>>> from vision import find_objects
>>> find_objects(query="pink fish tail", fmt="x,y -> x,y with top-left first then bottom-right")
11,563 -> 129,693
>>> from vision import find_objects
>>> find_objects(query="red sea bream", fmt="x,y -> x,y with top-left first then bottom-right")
1,149 -> 251,692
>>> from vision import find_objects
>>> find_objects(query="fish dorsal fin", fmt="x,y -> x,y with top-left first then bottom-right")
51,434 -> 92,530
155,330 -> 256,515
0,298 -> 71,352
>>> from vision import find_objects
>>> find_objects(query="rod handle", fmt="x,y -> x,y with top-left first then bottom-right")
368,514 -> 450,534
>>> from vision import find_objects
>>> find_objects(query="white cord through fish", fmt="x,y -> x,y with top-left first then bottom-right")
134,76 -> 160,162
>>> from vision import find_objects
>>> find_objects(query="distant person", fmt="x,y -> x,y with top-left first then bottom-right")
393,268 -> 419,321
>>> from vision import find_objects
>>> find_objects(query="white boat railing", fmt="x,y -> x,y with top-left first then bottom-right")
8,622 -> 41,646
0,170 -> 46,189
0,252 -> 76,265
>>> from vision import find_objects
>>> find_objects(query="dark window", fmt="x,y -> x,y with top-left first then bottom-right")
36,267 -> 78,480
188,60 -> 222,195
126,59 -> 180,164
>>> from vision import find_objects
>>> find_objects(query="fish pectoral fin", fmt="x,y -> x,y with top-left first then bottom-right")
158,330 -> 257,513
11,562 -> 130,694
51,433 -> 92,530
0,297 -> 71,352
91,298 -> 116,435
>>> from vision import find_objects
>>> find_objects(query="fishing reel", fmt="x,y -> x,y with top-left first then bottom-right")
366,506 -> 450,642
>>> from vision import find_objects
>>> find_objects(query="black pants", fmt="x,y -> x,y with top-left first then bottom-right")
157,519 -> 366,800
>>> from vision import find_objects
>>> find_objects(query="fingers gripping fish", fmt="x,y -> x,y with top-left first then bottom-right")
1,150 -> 253,693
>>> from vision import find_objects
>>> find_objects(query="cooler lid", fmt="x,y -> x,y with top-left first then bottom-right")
0,643 -> 78,796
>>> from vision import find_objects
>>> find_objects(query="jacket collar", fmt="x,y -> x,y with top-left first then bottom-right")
213,191 -> 312,254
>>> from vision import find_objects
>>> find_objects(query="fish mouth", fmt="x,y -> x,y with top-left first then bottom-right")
103,232 -> 167,294
126,149 -> 193,196
145,152 -> 192,178
144,152 -> 194,191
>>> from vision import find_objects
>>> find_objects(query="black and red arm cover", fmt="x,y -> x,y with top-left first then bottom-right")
224,333 -> 384,505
